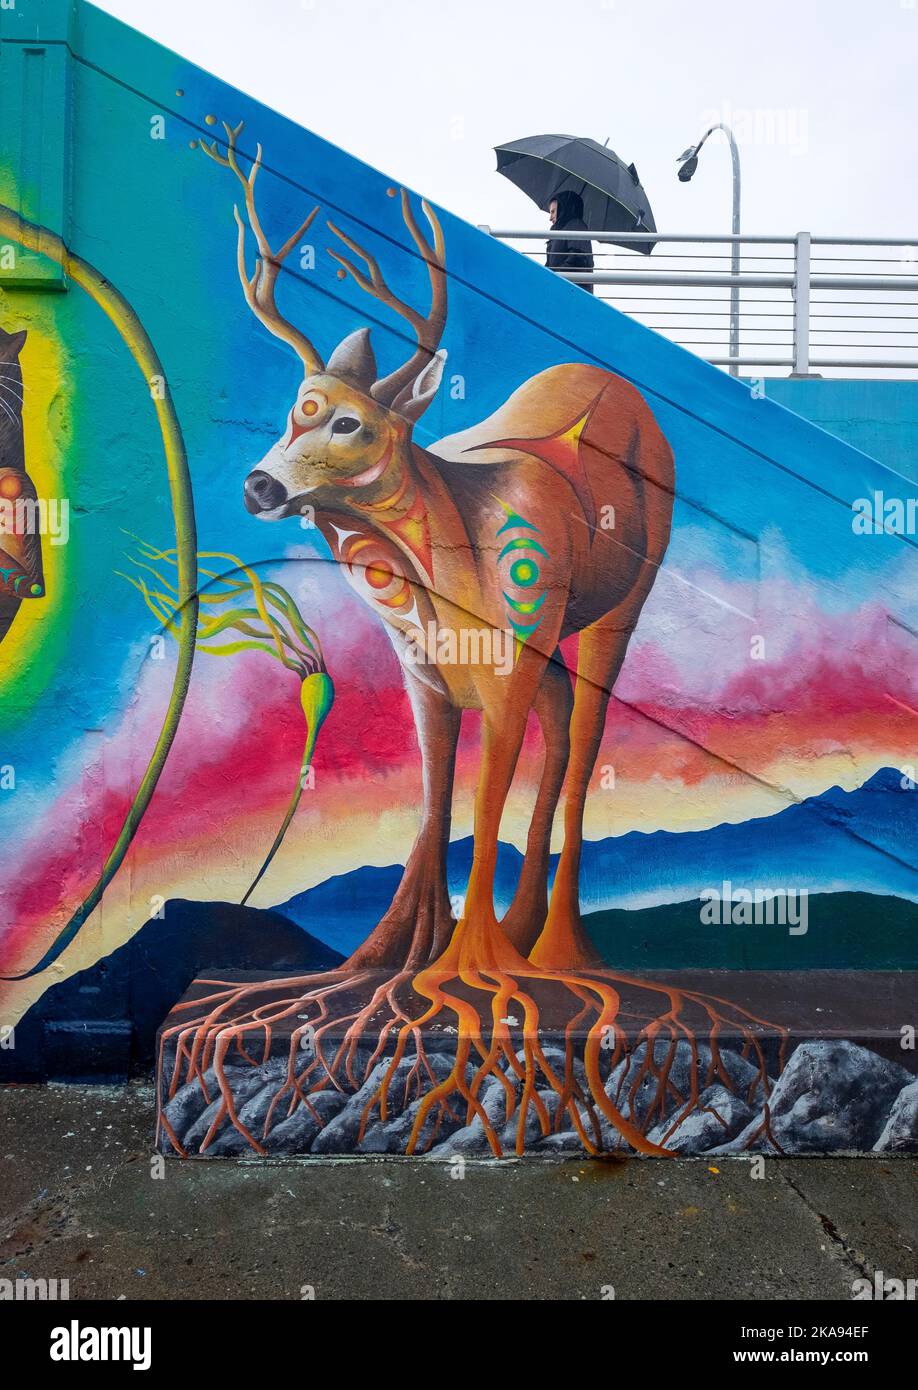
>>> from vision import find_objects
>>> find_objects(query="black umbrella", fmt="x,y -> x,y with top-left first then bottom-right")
495,134 -> 656,254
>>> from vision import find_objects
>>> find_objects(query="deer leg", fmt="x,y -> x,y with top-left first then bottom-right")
500,653 -> 573,956
347,673 -> 460,970
438,645 -> 548,974
531,615 -> 636,970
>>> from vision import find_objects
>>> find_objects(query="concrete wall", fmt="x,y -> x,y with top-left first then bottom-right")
0,0 -> 915,1096
758,379 -> 918,483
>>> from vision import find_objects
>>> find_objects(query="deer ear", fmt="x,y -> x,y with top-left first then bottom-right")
326,327 -> 377,389
391,349 -> 447,422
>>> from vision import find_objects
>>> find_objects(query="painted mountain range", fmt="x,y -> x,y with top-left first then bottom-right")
7,769 -> 914,1084
275,768 -> 918,966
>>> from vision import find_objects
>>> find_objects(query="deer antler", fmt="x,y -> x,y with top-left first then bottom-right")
327,189 -> 447,409
200,121 -> 324,373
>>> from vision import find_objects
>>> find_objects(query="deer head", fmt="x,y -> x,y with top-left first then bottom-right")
201,124 -> 447,523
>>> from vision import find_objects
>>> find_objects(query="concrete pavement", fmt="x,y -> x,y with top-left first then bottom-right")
0,1082 -> 915,1301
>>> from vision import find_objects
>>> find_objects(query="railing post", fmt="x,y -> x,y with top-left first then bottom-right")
792,231 -> 811,376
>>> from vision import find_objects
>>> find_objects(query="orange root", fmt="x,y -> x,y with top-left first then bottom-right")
157,966 -> 788,1159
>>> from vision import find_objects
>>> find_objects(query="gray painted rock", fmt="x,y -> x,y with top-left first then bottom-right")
504,1045 -> 587,1093
357,1090 -> 467,1154
428,1085 -> 576,1157
268,1090 -> 347,1153
425,1074 -> 517,1156
163,1061 -> 285,1154
605,1039 -> 766,1133
724,1041 -> 912,1154
498,1088 -> 563,1152
311,1051 -> 457,1154
159,1065 -> 250,1150
873,1078 -> 918,1153
184,1067 -> 286,1154
647,1083 -> 755,1152
162,1036 -> 914,1159
536,1130 -> 585,1154
208,1066 -> 303,1155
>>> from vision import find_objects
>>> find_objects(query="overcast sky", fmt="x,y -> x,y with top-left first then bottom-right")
95,0 -> 916,240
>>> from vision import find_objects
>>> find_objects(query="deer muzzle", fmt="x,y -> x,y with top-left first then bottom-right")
244,469 -> 289,517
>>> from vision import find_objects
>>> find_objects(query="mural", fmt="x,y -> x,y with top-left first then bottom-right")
154,123 -> 788,1159
0,2 -> 915,1157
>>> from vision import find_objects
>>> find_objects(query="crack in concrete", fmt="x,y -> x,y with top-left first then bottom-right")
365,1201 -> 426,1274
780,1170 -> 873,1286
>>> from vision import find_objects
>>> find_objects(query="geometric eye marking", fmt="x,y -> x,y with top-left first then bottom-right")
496,499 -> 549,641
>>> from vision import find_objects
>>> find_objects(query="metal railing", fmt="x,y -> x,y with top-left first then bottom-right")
480,229 -> 918,378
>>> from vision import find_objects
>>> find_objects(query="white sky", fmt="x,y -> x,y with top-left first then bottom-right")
94,0 -> 917,240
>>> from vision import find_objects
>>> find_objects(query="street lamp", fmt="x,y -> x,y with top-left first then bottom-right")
677,124 -> 742,375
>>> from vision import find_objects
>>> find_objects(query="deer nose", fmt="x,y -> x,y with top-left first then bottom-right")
244,470 -> 288,515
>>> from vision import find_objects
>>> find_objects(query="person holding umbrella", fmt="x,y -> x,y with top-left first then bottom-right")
495,135 -> 656,296
546,189 -> 594,292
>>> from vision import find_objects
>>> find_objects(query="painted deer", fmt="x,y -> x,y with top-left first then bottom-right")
204,125 -> 674,977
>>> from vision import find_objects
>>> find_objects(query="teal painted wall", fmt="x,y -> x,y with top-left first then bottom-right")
758,379 -> 918,483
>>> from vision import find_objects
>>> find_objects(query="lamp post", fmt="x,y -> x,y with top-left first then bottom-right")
677,124 -> 742,376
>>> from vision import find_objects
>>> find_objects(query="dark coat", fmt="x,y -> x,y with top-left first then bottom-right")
546,190 -> 594,293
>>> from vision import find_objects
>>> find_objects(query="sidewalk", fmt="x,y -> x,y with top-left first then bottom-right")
0,1083 -> 914,1301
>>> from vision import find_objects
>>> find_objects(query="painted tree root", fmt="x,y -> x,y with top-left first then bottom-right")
157,967 -> 788,1159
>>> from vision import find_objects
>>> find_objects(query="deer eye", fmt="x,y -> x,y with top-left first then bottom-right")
331,416 -> 361,435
